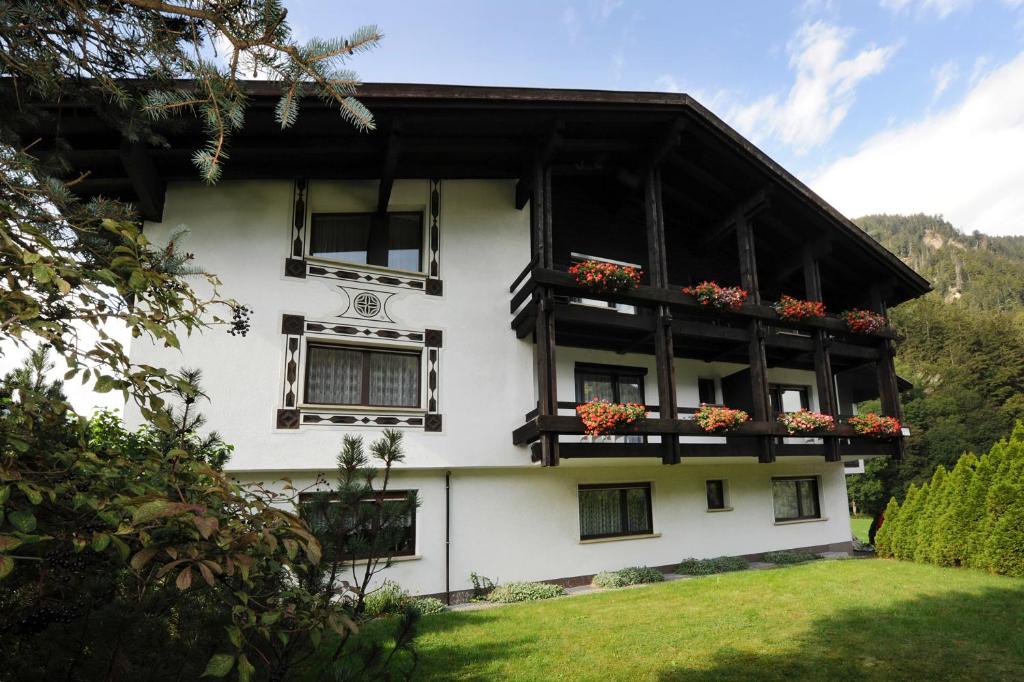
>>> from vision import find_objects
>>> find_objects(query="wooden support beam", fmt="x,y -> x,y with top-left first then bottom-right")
803,244 -> 840,462
645,167 -> 680,464
870,284 -> 904,461
736,215 -> 776,463
119,139 -> 166,222
376,125 -> 401,215
699,187 -> 772,249
515,125 -> 561,210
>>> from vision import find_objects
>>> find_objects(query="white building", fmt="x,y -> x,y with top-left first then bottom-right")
61,84 -> 929,600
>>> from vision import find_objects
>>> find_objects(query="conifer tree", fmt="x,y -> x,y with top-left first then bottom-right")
964,447 -> 1003,567
982,485 -> 1024,577
931,453 -> 978,566
891,484 -> 922,560
913,465 -> 947,563
874,497 -> 900,558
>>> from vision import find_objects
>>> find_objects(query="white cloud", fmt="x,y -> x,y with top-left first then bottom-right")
813,52 -> 1024,236
598,0 -> 624,19
880,0 -> 974,18
655,74 -> 681,93
931,59 -> 958,100
728,22 -> 897,152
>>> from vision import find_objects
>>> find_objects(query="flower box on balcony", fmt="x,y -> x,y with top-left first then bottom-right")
694,404 -> 750,433
840,308 -> 887,334
774,295 -> 826,321
576,400 -> 647,437
682,281 -> 748,311
777,409 -> 835,434
568,260 -> 642,294
848,413 -> 901,438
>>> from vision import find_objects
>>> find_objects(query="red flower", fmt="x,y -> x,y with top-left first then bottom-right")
778,409 -> 835,434
576,400 -> 647,437
682,281 -> 748,311
694,404 -> 750,433
569,261 -> 642,294
775,295 -> 826,321
849,413 -> 901,438
840,309 -> 887,334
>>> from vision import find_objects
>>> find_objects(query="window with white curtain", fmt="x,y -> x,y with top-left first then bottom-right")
309,212 -> 424,272
305,344 -> 421,408
578,483 -> 652,540
771,477 -> 821,522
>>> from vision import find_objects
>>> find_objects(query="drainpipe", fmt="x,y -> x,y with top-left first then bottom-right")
445,470 -> 451,605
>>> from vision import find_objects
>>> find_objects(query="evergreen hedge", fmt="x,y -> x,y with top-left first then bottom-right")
875,423 -> 1024,577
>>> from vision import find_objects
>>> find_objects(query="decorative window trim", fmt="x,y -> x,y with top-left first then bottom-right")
277,313 -> 443,431
284,180 -> 442,296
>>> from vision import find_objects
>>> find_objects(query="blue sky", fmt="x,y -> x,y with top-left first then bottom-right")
284,0 -> 1024,236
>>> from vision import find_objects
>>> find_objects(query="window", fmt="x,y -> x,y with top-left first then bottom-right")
578,483 -> 653,540
706,479 -> 727,510
772,477 -> 821,522
575,363 -> 646,442
299,490 -> 416,561
769,384 -> 810,415
310,212 -> 424,272
698,377 -> 717,405
305,344 -> 420,408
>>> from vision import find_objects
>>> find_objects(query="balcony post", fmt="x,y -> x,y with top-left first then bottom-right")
802,245 -> 840,462
870,285 -> 904,460
532,158 -> 559,465
645,168 -> 680,464
736,215 -> 776,463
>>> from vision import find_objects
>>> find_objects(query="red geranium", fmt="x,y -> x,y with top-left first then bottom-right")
848,413 -> 902,438
778,409 -> 835,434
576,400 -> 647,437
775,295 -> 826,321
694,404 -> 750,433
569,260 -> 642,293
682,281 -> 748,311
841,309 -> 887,334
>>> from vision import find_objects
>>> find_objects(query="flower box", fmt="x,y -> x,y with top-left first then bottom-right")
694,404 -> 750,433
775,295 -> 826,321
568,260 -> 642,293
777,409 -> 835,434
576,400 -> 647,437
840,309 -> 887,334
848,413 -> 901,438
682,281 -> 748,311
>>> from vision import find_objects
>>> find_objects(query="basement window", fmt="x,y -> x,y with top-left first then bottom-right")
772,477 -> 821,522
299,490 -> 416,561
578,482 -> 653,540
310,212 -> 424,272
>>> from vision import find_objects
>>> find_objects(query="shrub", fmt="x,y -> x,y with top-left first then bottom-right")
592,566 -> 664,588
890,484 -> 922,560
486,582 -> 565,603
364,581 -> 411,617
410,597 -> 447,617
469,572 -> 495,600
364,581 -> 448,617
913,466 -> 948,563
761,551 -> 822,565
676,556 -> 749,575
931,454 -> 978,566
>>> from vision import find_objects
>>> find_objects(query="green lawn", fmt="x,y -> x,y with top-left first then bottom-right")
400,560 -> 1024,681
851,515 -> 872,543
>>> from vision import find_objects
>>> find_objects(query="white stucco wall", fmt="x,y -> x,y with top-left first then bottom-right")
127,178 -> 854,594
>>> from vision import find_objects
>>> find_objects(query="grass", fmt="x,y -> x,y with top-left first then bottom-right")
851,515 -> 872,543
382,560 -> 1024,681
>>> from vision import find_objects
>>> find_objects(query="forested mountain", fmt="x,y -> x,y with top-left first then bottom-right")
847,214 -> 1024,514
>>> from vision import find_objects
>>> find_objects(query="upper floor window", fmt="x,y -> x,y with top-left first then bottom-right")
698,377 -> 717,405
575,363 -> 646,404
305,344 -> 420,408
769,384 -> 810,415
310,212 -> 423,272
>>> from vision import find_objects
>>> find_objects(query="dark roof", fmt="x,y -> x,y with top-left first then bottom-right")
23,80 -> 931,302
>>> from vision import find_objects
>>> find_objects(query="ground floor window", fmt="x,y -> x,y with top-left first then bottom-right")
299,490 -> 417,561
771,477 -> 821,522
705,479 -> 728,510
578,482 -> 653,540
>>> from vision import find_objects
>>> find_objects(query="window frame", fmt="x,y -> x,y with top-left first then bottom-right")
308,210 -> 426,274
574,362 -> 648,405
771,476 -> 822,522
577,482 -> 654,540
697,377 -> 718,405
299,490 -> 417,561
769,384 -> 811,415
303,342 -> 423,409
705,479 -> 728,510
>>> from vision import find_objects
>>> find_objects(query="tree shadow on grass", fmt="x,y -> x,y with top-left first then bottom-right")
656,585 -> 1024,681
